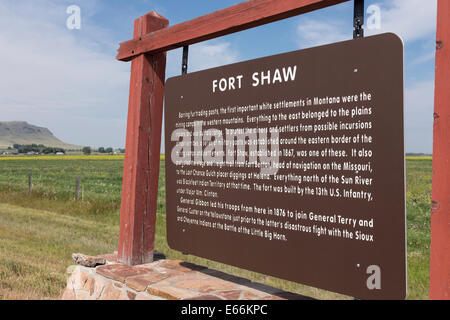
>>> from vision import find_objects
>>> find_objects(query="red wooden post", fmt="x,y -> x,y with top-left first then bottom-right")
118,11 -> 168,266
430,0 -> 450,300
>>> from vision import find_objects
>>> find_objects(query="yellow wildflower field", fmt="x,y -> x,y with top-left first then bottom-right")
0,154 -> 166,160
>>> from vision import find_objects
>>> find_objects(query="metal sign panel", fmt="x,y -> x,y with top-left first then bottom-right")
164,33 -> 406,300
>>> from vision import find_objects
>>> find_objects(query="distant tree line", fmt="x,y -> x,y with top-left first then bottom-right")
13,144 -> 65,154
82,147 -> 91,155
98,147 -> 114,154
97,147 -> 125,154
405,153 -> 432,157
81,146 -> 124,155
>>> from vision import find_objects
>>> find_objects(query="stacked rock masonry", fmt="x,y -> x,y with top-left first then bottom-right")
62,253 -> 310,300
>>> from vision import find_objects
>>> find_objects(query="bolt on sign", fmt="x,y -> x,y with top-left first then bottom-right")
164,33 -> 406,300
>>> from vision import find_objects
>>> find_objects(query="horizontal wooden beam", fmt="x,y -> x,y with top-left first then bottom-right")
117,0 -> 350,61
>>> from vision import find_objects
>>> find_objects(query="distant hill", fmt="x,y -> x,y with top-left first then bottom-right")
0,121 -> 81,150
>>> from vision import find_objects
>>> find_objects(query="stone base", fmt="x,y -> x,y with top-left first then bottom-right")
61,253 -> 311,300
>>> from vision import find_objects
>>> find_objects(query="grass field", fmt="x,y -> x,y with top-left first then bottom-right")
0,157 -> 432,300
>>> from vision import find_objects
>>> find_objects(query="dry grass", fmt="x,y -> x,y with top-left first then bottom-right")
0,203 -> 118,300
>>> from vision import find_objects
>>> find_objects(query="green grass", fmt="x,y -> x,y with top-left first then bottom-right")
0,158 -> 432,300
0,204 -> 118,299
405,159 -> 432,299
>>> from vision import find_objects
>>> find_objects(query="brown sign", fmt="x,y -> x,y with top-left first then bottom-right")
164,33 -> 406,300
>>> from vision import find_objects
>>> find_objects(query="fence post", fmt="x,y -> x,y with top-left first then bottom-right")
430,0 -> 450,300
75,176 -> 80,201
118,11 -> 168,266
28,173 -> 32,196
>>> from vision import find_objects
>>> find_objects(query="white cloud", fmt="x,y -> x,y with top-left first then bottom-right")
296,18 -> 349,48
405,81 -> 435,114
166,41 -> 240,77
0,0 -> 130,147
189,42 -> 240,72
296,0 -> 437,48
404,81 -> 435,153
410,50 -> 436,66
366,0 -> 437,43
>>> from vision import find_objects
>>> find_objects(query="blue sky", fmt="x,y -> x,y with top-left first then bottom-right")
0,0 -> 437,152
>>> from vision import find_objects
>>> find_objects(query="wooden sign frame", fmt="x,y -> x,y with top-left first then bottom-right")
116,0 -> 449,300
430,0 -> 450,301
